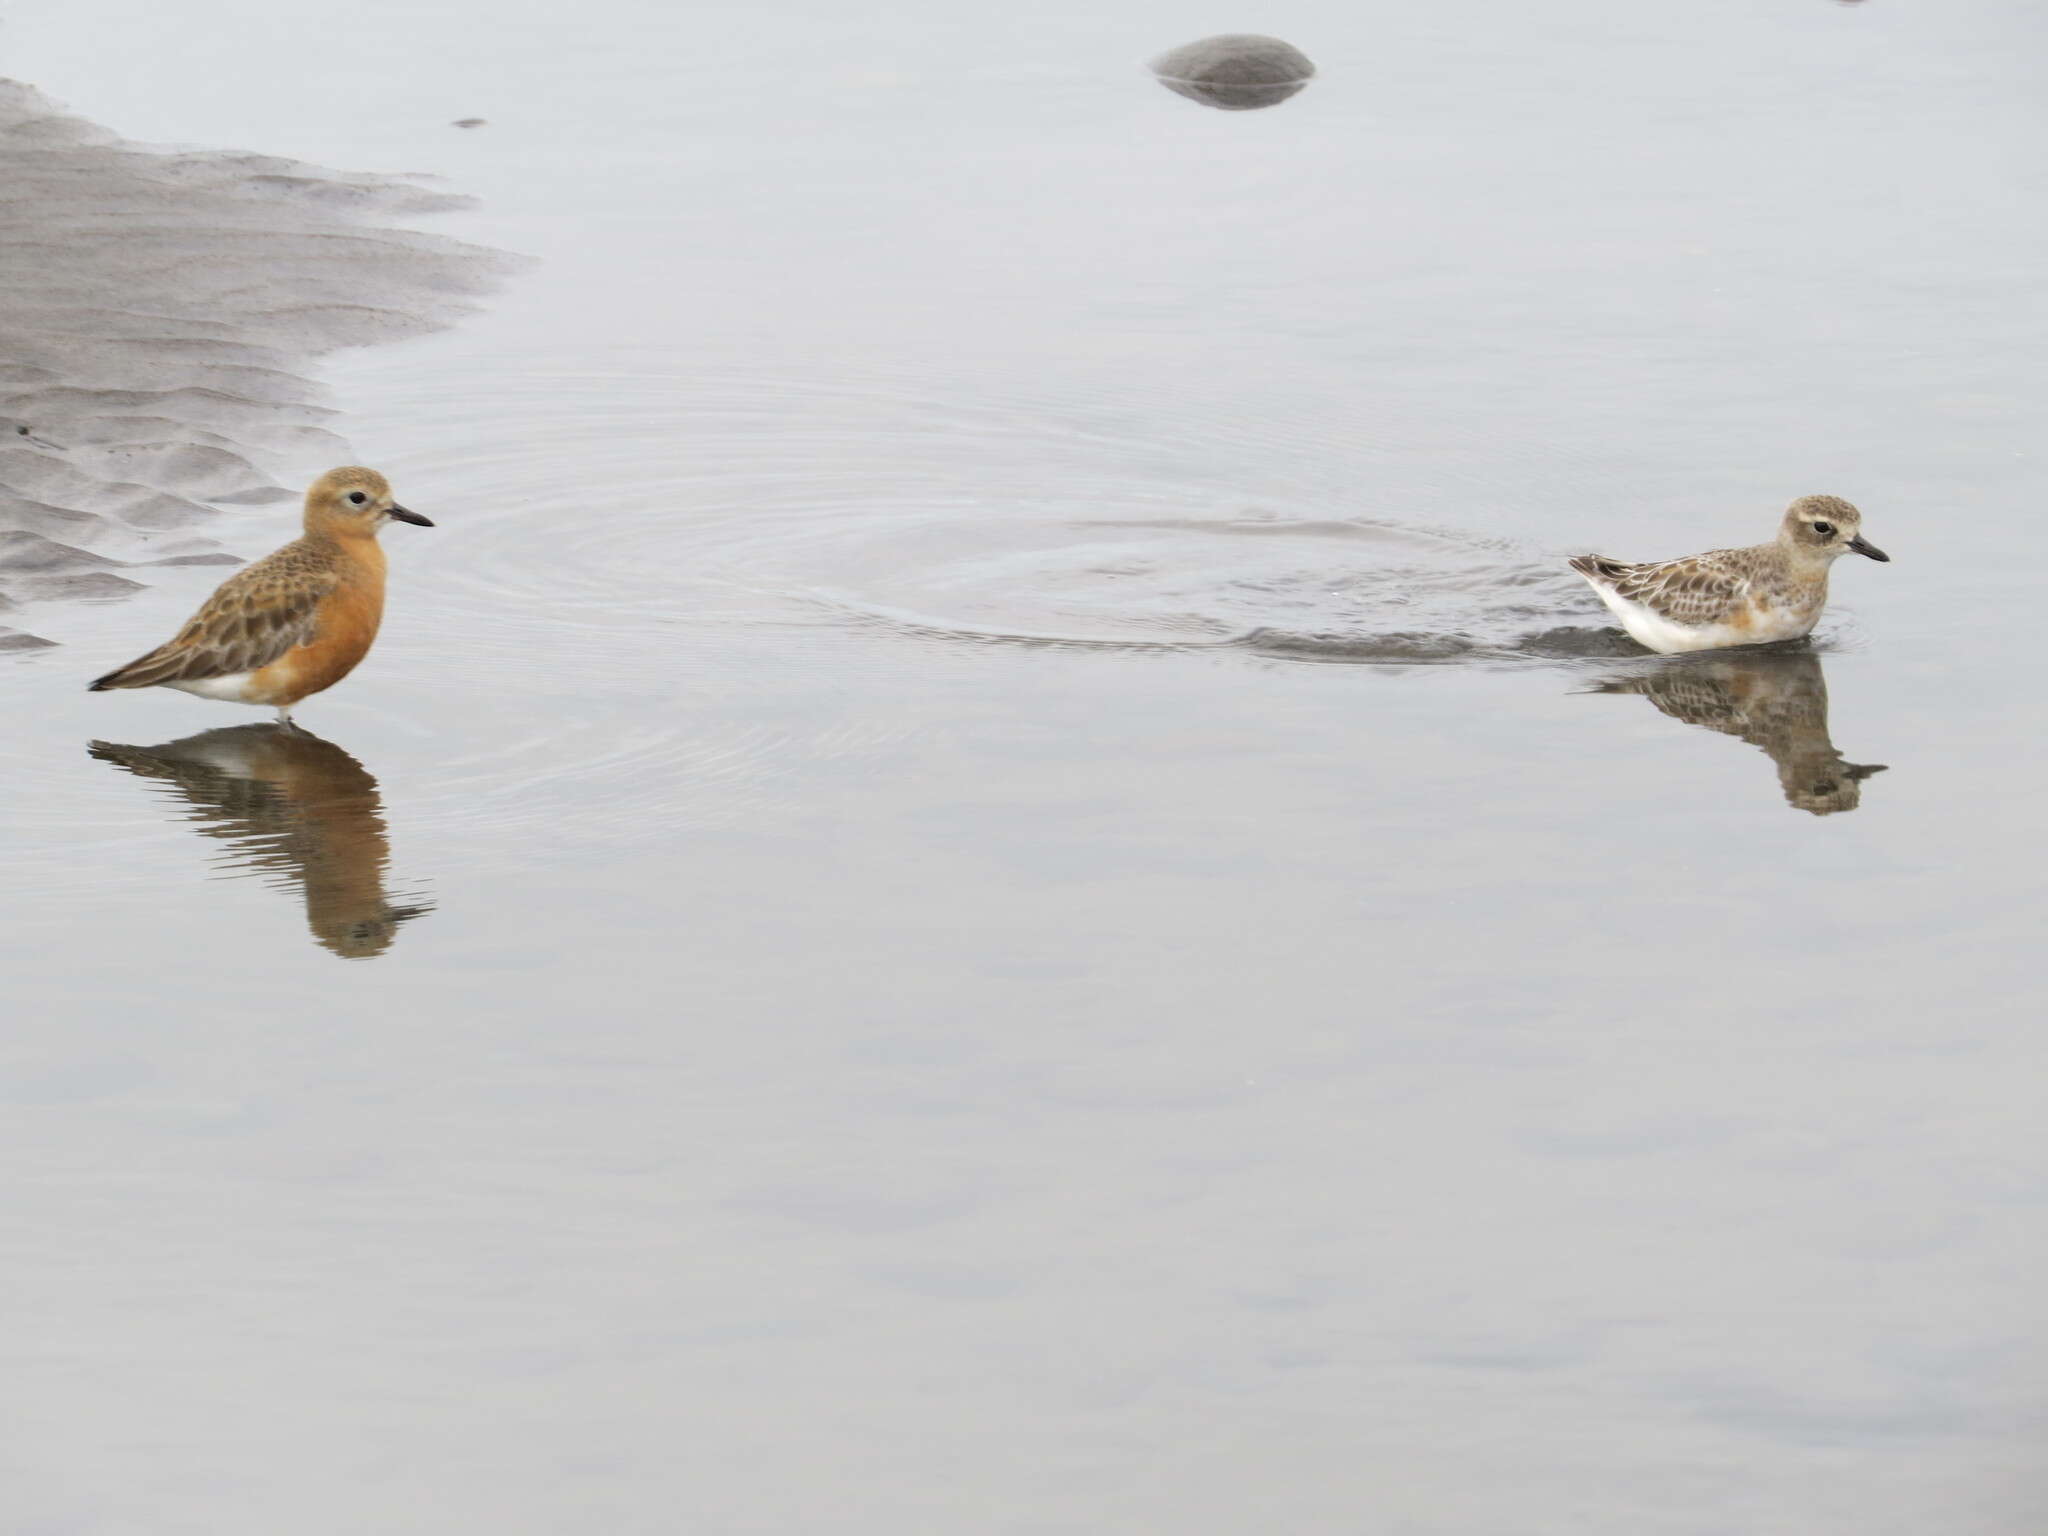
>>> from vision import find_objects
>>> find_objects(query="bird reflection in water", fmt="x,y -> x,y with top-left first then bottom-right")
1588,649 -> 1886,816
88,723 -> 430,957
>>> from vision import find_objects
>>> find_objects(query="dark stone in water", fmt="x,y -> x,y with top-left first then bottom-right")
1150,34 -> 1316,112
0,626 -> 57,651
4,420 -> 62,449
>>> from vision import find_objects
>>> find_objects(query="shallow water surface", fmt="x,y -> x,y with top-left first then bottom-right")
1,0 -> 2045,1531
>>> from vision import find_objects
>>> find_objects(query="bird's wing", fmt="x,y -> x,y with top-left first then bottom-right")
89,547 -> 338,690
1595,548 -> 1754,625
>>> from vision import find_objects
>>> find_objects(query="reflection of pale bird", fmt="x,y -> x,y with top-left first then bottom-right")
1570,495 -> 1888,654
1590,650 -> 1886,815
88,723 -> 430,958
88,467 -> 432,722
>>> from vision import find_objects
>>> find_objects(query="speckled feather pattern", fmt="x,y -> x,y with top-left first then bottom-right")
93,540 -> 342,689
1569,495 -> 1885,654
87,466 -> 425,709
1569,543 -> 1826,630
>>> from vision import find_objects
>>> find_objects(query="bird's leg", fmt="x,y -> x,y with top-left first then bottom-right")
275,706 -> 296,730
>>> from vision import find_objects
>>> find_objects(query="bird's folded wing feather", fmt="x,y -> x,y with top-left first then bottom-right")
100,553 -> 337,688
1608,549 -> 1751,623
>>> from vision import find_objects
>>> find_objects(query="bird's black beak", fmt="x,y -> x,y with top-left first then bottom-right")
1847,533 -> 1888,562
387,505 -> 434,527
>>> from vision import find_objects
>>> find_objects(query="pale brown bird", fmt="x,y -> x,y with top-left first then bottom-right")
88,466 -> 432,721
1570,495 -> 1889,654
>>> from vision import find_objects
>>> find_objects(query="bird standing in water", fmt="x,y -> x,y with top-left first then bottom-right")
88,467 -> 432,721
1569,494 -> 1888,655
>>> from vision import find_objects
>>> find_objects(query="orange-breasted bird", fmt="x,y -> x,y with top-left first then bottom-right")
88,466 -> 432,721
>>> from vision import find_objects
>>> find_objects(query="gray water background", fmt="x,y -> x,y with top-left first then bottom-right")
1,0 -> 2044,1530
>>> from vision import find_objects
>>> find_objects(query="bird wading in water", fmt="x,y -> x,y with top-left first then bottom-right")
89,467 -> 432,722
1569,495 -> 1888,655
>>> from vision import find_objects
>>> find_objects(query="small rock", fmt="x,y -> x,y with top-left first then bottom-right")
1150,34 -> 1316,112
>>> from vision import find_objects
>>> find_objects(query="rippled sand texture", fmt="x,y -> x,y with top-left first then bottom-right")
0,79 -> 515,643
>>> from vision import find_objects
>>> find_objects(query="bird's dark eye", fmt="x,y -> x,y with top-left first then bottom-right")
1811,521 -> 1834,536
347,491 -> 369,506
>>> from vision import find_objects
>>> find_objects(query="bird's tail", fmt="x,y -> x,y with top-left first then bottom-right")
87,646 -> 179,691
1568,554 -> 1630,581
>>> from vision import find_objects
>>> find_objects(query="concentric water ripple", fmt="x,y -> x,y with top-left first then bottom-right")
367,355 -> 1615,670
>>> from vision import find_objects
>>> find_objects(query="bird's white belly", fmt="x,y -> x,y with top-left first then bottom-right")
1589,586 -> 1813,655
165,672 -> 264,703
